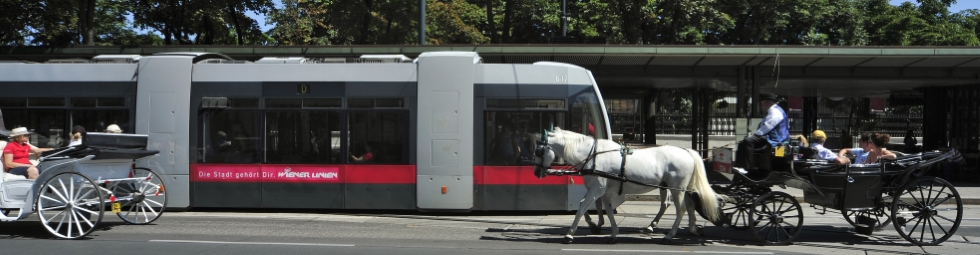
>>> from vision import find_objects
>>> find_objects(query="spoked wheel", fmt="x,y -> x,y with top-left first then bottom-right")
36,172 -> 105,239
112,167 -> 167,224
891,177 -> 962,246
749,191 -> 803,245
843,207 -> 892,232
722,194 -> 754,230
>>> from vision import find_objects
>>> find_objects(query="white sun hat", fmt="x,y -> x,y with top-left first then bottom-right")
9,127 -> 30,137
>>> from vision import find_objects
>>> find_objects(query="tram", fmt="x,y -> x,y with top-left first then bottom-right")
0,52 -> 611,211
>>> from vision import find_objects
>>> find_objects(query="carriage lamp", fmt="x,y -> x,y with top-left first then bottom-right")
441,186 -> 448,194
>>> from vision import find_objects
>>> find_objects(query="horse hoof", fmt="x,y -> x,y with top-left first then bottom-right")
660,238 -> 672,245
696,226 -> 706,237
563,236 -> 574,244
606,238 -> 617,244
641,227 -> 656,234
590,226 -> 602,235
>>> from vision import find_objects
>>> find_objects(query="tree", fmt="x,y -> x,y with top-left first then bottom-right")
128,0 -> 273,45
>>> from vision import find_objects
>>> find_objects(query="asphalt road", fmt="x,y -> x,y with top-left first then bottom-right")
2,203 -> 980,255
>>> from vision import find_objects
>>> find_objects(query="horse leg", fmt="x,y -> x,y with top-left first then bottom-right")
644,188 -> 671,234
585,198 -> 603,235
565,189 -> 600,244
662,190 -> 686,244
686,193 -> 704,237
602,196 -> 619,244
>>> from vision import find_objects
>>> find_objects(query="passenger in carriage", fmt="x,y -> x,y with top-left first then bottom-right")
68,125 -> 86,146
105,124 -> 123,134
3,127 -> 53,179
733,92 -> 789,173
809,130 -> 837,161
835,133 -> 895,165
834,133 -> 871,165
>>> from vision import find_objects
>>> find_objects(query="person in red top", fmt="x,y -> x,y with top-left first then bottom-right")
350,143 -> 374,163
4,127 -> 53,179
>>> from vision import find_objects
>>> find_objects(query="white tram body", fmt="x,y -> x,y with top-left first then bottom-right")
0,52 -> 611,211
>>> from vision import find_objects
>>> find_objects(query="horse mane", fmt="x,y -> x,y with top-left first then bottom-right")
556,129 -> 592,164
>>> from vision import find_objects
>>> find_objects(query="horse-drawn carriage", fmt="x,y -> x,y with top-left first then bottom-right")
532,128 -> 961,246
0,132 -> 166,239
714,141 -> 961,245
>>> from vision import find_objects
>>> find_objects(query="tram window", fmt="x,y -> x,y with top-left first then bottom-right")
487,99 -> 565,109
72,97 -> 126,108
3,109 -> 67,147
199,110 -> 261,163
229,98 -> 259,108
72,98 -> 97,107
347,99 -> 373,108
375,98 -> 404,108
28,98 -> 65,107
71,110 -> 130,133
98,98 -> 125,107
265,111 -> 342,163
265,98 -> 301,108
348,111 -> 409,164
484,111 -> 566,166
0,98 -> 26,107
303,98 -> 342,108
570,92 -> 607,139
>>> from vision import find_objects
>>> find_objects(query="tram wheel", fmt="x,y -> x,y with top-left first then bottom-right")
891,177 -> 962,246
749,191 -> 803,245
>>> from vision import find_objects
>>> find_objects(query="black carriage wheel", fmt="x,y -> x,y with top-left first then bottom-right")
891,177 -> 962,246
722,194 -> 754,230
113,167 -> 168,224
749,191 -> 803,245
843,207 -> 892,232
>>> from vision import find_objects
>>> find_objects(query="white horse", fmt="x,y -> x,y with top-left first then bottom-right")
532,127 -> 723,244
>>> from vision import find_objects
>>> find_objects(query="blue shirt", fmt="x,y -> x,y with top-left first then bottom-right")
850,148 -> 870,164
811,143 -> 837,161
755,104 -> 789,147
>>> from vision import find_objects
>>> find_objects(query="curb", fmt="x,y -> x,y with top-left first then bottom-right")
626,194 -> 980,205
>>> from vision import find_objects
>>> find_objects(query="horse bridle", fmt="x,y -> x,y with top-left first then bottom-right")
533,130 -> 618,174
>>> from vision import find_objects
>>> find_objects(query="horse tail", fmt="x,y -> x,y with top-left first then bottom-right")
686,148 -> 720,223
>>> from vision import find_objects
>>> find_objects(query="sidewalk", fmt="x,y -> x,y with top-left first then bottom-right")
628,179 -> 980,205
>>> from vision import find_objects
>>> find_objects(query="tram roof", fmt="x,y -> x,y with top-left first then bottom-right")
3,45 -> 980,97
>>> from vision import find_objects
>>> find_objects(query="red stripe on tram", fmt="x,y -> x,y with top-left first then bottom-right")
191,164 -> 416,184
474,166 -> 570,185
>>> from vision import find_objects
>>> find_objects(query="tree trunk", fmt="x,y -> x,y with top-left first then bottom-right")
228,3 -> 244,45
358,0 -> 373,44
618,0 -> 637,44
502,0 -> 513,43
78,0 -> 96,45
486,0 -> 497,43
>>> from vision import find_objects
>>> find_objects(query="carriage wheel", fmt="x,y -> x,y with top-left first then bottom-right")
722,194 -> 754,230
843,207 -> 892,232
891,177 -> 962,246
749,191 -> 803,245
113,167 -> 167,224
36,172 -> 105,239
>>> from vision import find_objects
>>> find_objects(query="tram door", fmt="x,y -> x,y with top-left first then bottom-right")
136,56 -> 194,208
415,52 -> 477,210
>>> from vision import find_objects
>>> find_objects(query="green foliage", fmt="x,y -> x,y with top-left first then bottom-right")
2,0 -> 980,46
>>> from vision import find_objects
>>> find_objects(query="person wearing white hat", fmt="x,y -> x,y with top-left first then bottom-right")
106,124 -> 122,133
3,127 -> 53,179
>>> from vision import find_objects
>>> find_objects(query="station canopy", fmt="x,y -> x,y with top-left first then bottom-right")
3,45 -> 980,97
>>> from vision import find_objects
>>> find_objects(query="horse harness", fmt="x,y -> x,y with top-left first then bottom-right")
535,136 -> 692,194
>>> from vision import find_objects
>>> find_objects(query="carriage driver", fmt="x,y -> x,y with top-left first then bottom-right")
733,92 -> 789,173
